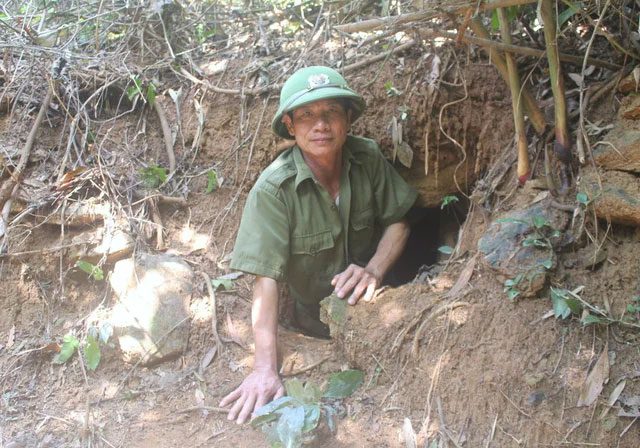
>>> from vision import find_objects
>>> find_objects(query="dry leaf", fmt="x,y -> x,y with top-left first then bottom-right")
397,141 -> 414,169
198,346 -> 218,375
568,73 -> 584,87
577,344 -> 610,407
225,313 -> 245,347
7,325 -> 15,348
444,254 -> 477,299
600,380 -> 626,419
401,417 -> 417,448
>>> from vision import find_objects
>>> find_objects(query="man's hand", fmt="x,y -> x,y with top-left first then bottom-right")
331,264 -> 381,305
219,367 -> 285,424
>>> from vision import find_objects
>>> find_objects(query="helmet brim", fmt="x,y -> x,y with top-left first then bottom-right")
271,87 -> 365,139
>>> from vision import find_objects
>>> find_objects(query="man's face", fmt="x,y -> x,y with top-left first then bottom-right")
282,99 -> 351,159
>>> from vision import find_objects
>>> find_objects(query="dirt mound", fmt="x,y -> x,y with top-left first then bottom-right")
2,2 -> 640,447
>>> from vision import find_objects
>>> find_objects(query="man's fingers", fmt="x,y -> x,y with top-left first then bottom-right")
227,393 -> 246,421
236,393 -> 257,424
362,282 -> 376,302
219,387 -> 241,408
252,394 -> 269,419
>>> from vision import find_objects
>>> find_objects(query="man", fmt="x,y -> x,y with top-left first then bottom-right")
219,66 -> 417,423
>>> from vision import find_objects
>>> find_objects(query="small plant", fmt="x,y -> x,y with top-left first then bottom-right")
140,165 -> 168,188
127,76 -> 156,106
440,195 -> 459,210
53,323 -> 113,371
626,296 -> 640,321
205,170 -> 219,193
384,80 -> 402,97
75,260 -> 104,281
251,370 -> 364,448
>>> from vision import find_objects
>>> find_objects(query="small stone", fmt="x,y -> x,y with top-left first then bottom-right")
524,372 -> 545,387
526,391 -> 546,407
109,253 -> 192,365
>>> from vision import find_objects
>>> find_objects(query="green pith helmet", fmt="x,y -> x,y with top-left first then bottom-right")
271,66 -> 366,139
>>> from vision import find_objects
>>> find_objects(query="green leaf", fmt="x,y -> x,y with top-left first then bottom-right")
558,1 -> 582,27
576,192 -> 589,205
206,170 -> 218,193
75,260 -> 104,281
626,304 -> 638,314
53,334 -> 79,364
301,404 -> 320,433
276,405 -> 305,448
251,396 -> 298,428
285,378 -> 305,402
140,165 -> 167,188
440,195 -> 459,209
84,334 -> 101,371
323,369 -> 364,399
211,278 -> 234,291
127,76 -> 143,101
146,82 -> 156,106
541,259 -> 553,270
581,314 -> 603,326
507,289 -> 520,301
532,215 -> 548,229
551,288 -> 581,319
438,245 -> 453,255
383,80 -> 393,91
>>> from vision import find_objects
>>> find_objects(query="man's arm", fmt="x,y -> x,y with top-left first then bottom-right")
219,276 -> 284,424
332,219 -> 410,305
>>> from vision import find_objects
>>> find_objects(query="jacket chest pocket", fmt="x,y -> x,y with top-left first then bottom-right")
349,207 -> 376,263
291,230 -> 334,255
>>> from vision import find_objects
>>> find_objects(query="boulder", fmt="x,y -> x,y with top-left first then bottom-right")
582,168 -> 640,227
478,201 -> 567,298
109,253 -> 193,365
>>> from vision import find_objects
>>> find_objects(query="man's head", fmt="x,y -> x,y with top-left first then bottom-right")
271,66 -> 365,140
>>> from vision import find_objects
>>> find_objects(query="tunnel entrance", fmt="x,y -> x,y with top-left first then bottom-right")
387,199 -> 469,286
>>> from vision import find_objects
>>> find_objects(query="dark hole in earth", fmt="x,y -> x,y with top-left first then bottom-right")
388,200 -> 469,286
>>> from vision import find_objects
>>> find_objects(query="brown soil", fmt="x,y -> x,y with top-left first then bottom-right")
2,54 -> 639,448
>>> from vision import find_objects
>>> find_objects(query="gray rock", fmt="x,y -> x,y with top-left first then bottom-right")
478,202 -> 566,298
109,253 -> 192,365
582,168 -> 640,227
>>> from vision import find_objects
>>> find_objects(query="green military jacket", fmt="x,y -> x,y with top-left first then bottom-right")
230,135 -> 417,311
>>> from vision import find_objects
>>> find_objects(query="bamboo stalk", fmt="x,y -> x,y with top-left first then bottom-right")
540,0 -> 572,177
540,0 -> 571,192
497,8 -> 530,184
466,19 -> 546,135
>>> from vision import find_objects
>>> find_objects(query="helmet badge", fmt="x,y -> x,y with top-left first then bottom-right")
307,73 -> 330,89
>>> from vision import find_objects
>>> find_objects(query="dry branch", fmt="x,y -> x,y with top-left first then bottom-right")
334,0 -> 538,33
0,84 -> 54,214
343,40 -> 416,73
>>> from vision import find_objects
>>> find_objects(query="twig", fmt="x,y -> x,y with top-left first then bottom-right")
281,356 -> 329,377
153,99 -> 176,179
199,271 -> 223,351
342,40 -> 416,74
177,405 -> 228,414
412,302 -> 470,357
